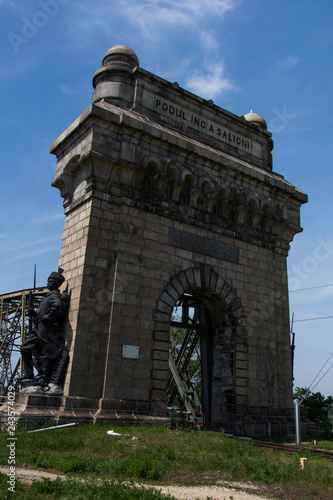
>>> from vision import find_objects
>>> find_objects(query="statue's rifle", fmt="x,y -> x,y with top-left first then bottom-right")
28,264 -> 36,336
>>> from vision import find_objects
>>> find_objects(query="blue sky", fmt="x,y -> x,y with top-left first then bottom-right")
0,0 -> 332,397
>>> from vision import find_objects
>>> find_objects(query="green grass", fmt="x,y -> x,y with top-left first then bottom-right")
302,439 -> 333,451
0,424 -> 332,499
0,473 -> 177,499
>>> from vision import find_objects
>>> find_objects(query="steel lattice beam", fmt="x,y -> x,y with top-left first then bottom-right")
168,296 -> 206,414
0,288 -> 47,398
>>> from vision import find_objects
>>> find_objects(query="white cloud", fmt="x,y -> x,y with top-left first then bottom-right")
125,0 -> 238,38
60,84 -> 75,96
0,0 -> 14,7
200,30 -> 220,53
65,0 -> 242,101
276,56 -> 299,71
0,245 -> 60,267
186,61 -> 238,100
74,0 -> 239,40
126,0 -> 237,24
0,234 -> 61,254
31,212 -> 65,225
273,55 -> 299,72
0,0 -> 33,14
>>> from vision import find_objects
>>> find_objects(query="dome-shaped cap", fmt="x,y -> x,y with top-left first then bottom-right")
243,110 -> 267,129
102,45 -> 139,68
92,45 -> 138,106
92,45 -> 139,89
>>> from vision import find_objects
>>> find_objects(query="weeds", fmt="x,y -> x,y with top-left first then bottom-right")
110,454 -> 167,480
0,423 -> 332,498
0,473 -> 176,499
0,472 -> 26,499
30,477 -> 176,499
24,449 -> 166,480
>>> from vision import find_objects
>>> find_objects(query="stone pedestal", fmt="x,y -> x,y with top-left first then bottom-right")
0,393 -> 168,428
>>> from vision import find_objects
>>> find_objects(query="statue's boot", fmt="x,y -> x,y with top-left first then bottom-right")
30,376 -> 47,387
31,362 -> 51,387
18,368 -> 34,382
18,352 -> 34,381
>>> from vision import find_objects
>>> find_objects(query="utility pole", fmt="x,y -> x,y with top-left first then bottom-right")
291,313 -> 295,381
294,401 -> 301,445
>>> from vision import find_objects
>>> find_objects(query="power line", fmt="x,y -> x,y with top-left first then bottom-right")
290,283 -> 333,322
298,352 -> 333,404
311,363 -> 333,394
292,315 -> 333,323
299,364 -> 333,404
306,352 -> 333,394
289,283 -> 333,322
290,283 -> 333,293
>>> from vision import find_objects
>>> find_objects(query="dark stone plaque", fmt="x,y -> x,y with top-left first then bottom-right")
169,228 -> 239,263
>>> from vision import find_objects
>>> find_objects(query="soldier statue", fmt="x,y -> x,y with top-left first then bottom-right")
20,270 -> 70,395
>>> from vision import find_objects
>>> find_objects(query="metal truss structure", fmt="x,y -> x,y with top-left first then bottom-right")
0,288 -> 47,399
168,295 -> 211,424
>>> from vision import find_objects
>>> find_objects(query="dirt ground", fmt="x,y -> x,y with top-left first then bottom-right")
0,465 -> 275,499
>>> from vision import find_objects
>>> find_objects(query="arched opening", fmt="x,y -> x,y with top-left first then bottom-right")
154,265 -> 247,433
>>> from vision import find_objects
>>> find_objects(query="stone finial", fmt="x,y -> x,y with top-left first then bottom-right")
92,45 -> 139,105
102,45 -> 139,68
243,110 -> 267,129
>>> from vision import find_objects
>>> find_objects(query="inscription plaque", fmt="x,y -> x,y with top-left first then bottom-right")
169,228 -> 239,263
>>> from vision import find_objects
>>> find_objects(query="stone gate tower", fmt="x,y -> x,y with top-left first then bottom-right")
50,45 -> 307,435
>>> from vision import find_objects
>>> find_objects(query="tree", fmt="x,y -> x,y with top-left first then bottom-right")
294,387 -> 333,438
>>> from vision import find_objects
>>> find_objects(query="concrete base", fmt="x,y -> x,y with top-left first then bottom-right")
0,393 -> 169,428
0,393 -> 301,437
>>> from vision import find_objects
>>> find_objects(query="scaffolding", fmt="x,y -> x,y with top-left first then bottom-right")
0,288 -> 47,399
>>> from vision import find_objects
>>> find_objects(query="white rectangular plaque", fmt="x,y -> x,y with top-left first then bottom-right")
122,345 -> 139,359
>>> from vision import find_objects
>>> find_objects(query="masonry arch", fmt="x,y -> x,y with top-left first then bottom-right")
154,265 -> 248,432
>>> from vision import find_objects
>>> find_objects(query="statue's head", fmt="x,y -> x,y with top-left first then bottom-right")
47,271 -> 65,290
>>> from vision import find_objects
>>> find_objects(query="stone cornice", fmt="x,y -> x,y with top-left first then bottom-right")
51,100 -> 306,203
51,101 -> 307,255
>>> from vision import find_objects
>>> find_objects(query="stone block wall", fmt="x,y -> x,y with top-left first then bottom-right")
56,193 -> 294,425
